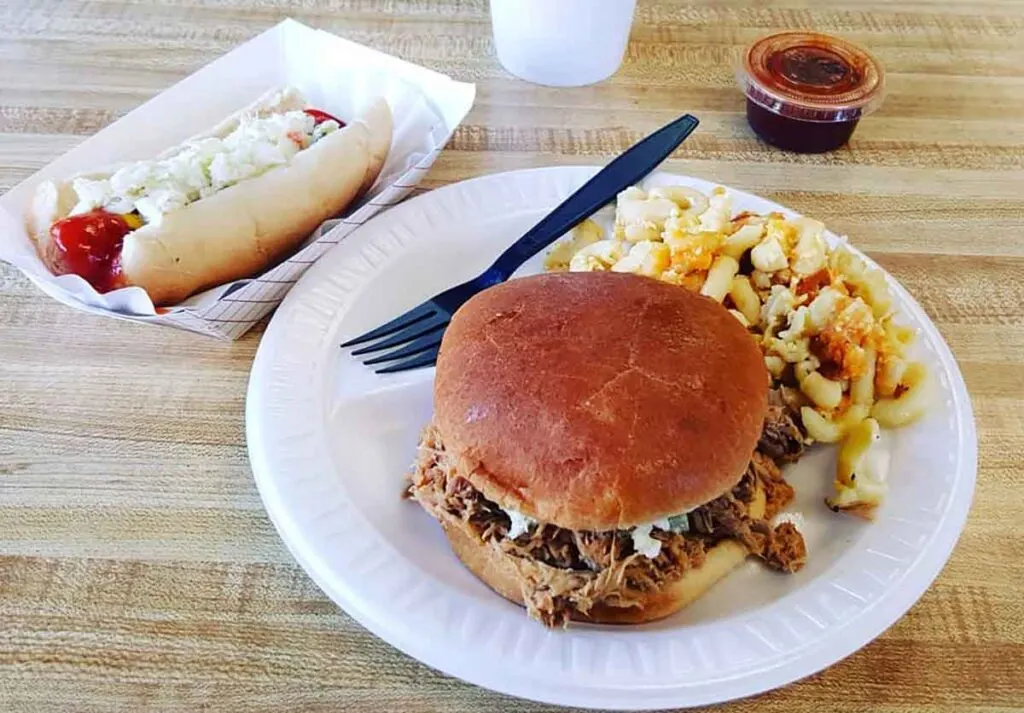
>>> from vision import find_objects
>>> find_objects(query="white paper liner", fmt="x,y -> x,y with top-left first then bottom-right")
0,19 -> 475,340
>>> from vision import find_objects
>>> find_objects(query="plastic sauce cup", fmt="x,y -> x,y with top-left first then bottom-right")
736,31 -> 886,153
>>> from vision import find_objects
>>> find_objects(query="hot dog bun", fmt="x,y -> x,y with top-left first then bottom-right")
360,98 -> 393,194
28,89 -> 392,306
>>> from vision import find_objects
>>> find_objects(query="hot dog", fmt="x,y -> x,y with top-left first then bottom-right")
26,87 -> 392,306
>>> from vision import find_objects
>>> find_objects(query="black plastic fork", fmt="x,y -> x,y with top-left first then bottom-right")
341,113 -> 700,373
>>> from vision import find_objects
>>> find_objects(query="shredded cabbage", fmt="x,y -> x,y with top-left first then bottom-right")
499,508 -> 693,559
70,110 -> 326,225
631,512 -> 693,559
505,508 -> 536,540
666,513 -> 690,533
630,524 -> 663,559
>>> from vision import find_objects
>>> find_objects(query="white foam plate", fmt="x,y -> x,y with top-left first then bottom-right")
246,167 -> 976,710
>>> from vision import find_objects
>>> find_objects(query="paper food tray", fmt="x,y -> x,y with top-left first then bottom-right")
0,19 -> 475,340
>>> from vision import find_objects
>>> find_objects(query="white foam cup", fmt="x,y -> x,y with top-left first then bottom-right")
489,0 -> 637,87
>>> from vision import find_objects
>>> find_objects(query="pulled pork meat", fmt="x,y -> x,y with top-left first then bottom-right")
407,411 -> 807,628
687,452 -> 805,574
758,389 -> 806,463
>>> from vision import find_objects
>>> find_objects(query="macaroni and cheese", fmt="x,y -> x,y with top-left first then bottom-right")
544,184 -> 929,518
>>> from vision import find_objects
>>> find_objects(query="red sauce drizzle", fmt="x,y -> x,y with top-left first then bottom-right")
303,108 -> 346,128
49,210 -> 133,293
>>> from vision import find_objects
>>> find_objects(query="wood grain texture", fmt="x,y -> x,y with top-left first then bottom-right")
1,0 -> 1023,711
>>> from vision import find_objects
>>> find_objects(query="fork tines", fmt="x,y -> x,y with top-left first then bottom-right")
341,303 -> 449,373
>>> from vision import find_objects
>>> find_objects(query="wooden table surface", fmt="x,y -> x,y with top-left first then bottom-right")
2,1 -> 1023,711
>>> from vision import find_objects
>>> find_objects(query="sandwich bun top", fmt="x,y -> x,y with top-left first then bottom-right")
433,271 -> 769,532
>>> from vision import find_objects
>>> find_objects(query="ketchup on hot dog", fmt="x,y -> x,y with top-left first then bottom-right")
303,108 -> 345,128
49,210 -> 138,293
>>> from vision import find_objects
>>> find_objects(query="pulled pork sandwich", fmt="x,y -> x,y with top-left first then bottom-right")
406,271 -> 806,627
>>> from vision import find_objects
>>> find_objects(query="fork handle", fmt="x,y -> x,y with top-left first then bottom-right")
486,113 -> 700,282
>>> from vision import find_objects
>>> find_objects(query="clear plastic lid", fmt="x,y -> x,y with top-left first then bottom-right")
737,31 -> 886,123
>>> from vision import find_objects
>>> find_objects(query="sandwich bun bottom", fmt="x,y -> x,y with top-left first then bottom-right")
443,522 -> 752,625
443,480 -> 769,625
